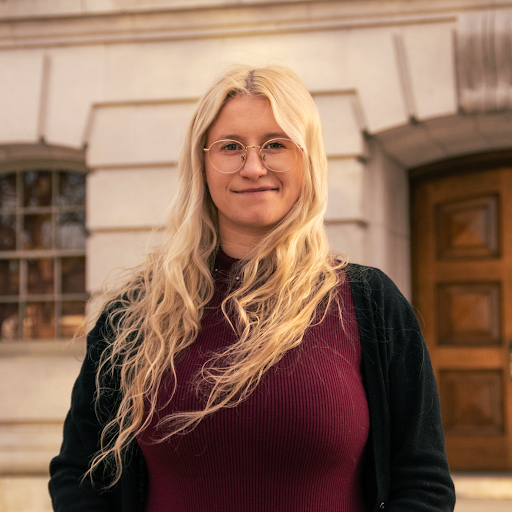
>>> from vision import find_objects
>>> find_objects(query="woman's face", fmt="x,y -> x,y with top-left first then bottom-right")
204,96 -> 303,242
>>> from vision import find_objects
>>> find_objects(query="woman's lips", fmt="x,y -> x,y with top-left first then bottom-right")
233,187 -> 277,194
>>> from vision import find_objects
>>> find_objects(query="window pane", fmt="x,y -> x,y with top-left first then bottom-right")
22,213 -> 53,249
0,174 -> 16,210
0,303 -> 18,341
61,257 -> 86,294
60,301 -> 85,338
23,302 -> 55,339
57,212 -> 86,249
1,168 -> 86,342
0,260 -> 19,295
0,214 -> 16,250
58,171 -> 85,206
23,170 -> 52,207
27,258 -> 54,295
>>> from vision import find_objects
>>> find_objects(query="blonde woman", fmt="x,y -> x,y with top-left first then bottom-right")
49,66 -> 455,512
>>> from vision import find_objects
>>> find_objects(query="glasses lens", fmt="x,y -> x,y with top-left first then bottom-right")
261,138 -> 300,172
208,140 -> 245,174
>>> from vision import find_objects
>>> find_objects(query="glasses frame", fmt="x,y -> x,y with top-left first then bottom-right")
203,138 -> 302,174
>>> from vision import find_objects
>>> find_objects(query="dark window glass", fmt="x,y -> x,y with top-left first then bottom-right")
61,257 -> 86,294
60,301 -> 86,338
58,212 -> 86,249
23,302 -> 55,339
0,214 -> 16,250
58,171 -> 86,206
0,303 -> 18,341
23,170 -> 52,207
22,214 -> 53,250
0,174 -> 16,210
27,259 -> 54,295
0,260 -> 19,295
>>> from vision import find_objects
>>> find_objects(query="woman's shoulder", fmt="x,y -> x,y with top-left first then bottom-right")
343,262 -> 400,295
342,262 -> 413,320
89,282 -> 144,336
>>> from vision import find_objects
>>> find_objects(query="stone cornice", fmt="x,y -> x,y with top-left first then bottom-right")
1,0 -> 512,49
0,143 -> 87,173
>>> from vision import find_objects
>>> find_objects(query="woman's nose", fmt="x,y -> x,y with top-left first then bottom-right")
239,147 -> 267,179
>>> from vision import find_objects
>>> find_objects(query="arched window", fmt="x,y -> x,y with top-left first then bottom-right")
0,144 -> 87,342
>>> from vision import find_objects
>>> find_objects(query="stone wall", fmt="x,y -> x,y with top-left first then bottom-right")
1,1 -> 511,510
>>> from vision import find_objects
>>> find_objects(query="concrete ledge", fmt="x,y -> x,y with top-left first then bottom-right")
0,450 -> 56,474
452,473 -> 512,500
0,476 -> 52,512
455,498 -> 512,512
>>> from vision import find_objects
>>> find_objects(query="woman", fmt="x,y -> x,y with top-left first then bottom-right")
49,65 -> 455,512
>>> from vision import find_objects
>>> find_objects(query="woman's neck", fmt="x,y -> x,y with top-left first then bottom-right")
220,238 -> 259,259
219,224 -> 268,259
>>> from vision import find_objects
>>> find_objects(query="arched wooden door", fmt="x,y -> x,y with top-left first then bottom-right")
411,163 -> 512,471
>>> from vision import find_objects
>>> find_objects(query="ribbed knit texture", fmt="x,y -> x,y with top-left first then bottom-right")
138,250 -> 369,512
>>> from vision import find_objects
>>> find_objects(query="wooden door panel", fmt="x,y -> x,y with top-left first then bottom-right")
440,370 -> 504,436
433,348 -> 503,369
437,194 -> 499,259
446,438 -> 508,470
412,166 -> 512,471
437,282 -> 501,346
436,261 -> 503,281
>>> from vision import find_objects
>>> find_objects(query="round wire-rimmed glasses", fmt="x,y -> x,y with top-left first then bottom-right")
203,138 -> 302,174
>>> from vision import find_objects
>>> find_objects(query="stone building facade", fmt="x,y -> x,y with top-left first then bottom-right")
1,1 -> 511,510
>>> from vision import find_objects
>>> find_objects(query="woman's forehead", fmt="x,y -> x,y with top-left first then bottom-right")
206,96 -> 286,144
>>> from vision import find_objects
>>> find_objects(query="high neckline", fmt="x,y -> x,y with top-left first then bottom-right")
214,247 -> 240,273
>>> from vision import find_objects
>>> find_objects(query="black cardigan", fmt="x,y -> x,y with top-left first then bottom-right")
49,264 -> 456,512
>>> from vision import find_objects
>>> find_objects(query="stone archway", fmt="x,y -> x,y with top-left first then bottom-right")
363,109 -> 512,299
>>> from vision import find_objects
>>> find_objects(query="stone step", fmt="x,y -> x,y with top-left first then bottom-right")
452,473 -> 512,500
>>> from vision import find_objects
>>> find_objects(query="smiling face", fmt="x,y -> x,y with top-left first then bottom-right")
204,95 -> 303,255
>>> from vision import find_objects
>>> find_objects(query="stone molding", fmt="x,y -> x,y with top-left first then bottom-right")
0,0 -> 485,49
0,143 -> 87,173
1,0 -> 509,19
409,148 -> 512,181
373,110 -> 512,169
456,8 -> 512,112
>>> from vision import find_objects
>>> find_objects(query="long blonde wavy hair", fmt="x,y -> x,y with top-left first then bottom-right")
89,65 -> 346,485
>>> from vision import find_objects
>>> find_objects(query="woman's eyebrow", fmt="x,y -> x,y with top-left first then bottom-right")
215,132 -> 288,142
216,134 -> 243,141
263,132 -> 288,140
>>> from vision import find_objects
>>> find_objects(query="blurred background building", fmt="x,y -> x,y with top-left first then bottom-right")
0,0 -> 511,510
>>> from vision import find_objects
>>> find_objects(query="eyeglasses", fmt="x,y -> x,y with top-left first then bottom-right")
203,138 -> 301,174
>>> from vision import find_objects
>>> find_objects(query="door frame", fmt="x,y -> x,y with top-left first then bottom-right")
409,150 -> 512,471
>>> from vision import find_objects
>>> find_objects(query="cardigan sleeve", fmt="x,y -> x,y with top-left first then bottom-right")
348,265 -> 455,512
48,310 -> 145,512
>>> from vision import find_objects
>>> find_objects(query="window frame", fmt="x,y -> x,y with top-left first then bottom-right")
0,143 -> 88,357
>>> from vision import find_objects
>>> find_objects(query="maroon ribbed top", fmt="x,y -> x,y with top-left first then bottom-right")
137,251 -> 369,512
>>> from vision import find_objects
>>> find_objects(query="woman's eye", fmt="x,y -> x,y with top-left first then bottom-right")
222,142 -> 241,151
266,141 -> 285,150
